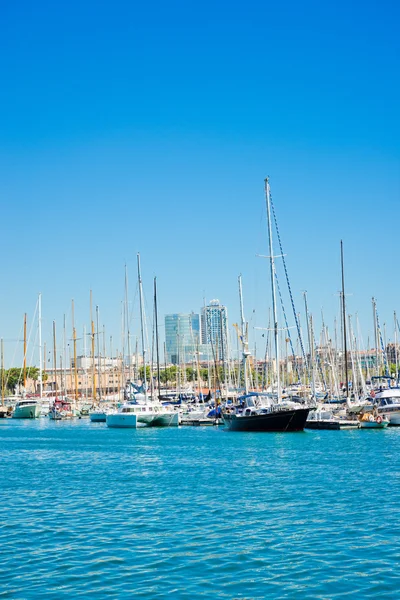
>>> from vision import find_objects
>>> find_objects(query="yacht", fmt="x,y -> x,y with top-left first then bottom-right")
12,399 -> 41,419
375,387 -> 400,425
106,404 -> 138,428
222,393 -> 310,432
132,394 -> 180,427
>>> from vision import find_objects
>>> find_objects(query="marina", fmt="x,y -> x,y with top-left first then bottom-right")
1,0 -> 397,595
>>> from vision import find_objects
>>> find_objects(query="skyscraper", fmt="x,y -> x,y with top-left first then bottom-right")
201,299 -> 229,361
165,313 -> 200,365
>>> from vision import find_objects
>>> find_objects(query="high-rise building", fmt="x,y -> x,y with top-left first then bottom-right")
165,313 -> 200,365
201,299 -> 229,361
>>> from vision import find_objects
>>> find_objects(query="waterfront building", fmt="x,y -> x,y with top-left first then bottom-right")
165,313 -> 200,365
201,300 -> 229,361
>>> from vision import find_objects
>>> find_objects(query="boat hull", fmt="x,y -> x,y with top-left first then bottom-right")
359,421 -> 389,429
148,412 -> 180,427
222,408 -> 310,432
89,412 -> 107,422
12,403 -> 41,419
106,414 -> 137,428
377,411 -> 400,426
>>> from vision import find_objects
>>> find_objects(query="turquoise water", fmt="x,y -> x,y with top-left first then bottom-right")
1,420 -> 399,599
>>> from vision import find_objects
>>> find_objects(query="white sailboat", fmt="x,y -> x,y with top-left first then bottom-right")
12,312 -> 41,419
106,254 -> 179,428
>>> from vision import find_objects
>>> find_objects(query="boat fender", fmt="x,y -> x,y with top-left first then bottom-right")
376,416 -> 382,424
368,414 -> 375,422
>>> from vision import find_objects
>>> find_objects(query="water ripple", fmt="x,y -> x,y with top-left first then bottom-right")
0,420 -> 399,598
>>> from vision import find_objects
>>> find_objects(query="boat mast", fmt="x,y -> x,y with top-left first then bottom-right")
96,306 -> 102,401
53,320 -> 57,398
23,313 -> 27,391
265,177 -> 281,402
72,299 -> 78,401
83,325 -> 88,399
395,311 -> 399,382
124,265 -> 132,383
154,277 -> 161,397
340,240 -> 349,397
303,291 -> 315,399
1,338 -> 4,406
90,291 -> 96,399
137,253 -> 148,400
238,274 -> 249,395
38,294 -> 43,398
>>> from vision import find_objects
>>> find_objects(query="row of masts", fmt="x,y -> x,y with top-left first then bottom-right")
2,177 -> 399,403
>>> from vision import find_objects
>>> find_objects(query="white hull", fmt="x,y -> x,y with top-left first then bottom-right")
377,408 -> 400,425
150,412 -> 180,427
12,402 -> 41,419
106,413 -> 137,428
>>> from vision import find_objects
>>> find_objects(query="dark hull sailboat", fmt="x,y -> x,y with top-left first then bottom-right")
222,407 -> 310,432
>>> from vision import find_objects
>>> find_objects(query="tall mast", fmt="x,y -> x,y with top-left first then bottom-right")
341,240 -> 349,396
72,299 -> 78,401
90,291 -> 96,399
53,320 -> 57,397
137,253 -> 148,399
154,277 -> 161,397
372,297 -> 379,376
1,338 -> 4,406
238,274 -> 249,394
395,311 -> 399,381
38,294 -> 43,398
125,265 -> 132,383
63,314 -> 67,396
83,325 -> 87,399
303,291 -> 315,398
265,177 -> 281,402
23,313 -> 27,390
96,306 -> 102,401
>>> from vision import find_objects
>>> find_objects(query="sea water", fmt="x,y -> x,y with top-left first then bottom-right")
0,419 -> 399,599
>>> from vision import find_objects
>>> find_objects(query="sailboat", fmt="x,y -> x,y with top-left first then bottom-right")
12,312 -> 41,419
222,178 -> 310,432
106,255 -> 180,428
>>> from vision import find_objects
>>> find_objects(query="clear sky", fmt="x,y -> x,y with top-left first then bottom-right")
0,0 -> 399,367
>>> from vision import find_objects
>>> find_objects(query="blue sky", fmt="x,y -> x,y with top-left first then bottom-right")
0,0 -> 399,366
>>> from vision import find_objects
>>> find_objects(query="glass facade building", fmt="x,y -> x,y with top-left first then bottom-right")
201,300 -> 229,361
165,313 -> 201,365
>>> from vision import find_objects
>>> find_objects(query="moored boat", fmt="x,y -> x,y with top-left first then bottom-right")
306,408 -> 358,430
89,409 -> 108,422
374,387 -> 400,425
223,179 -> 310,433
358,412 -> 389,429
12,399 -> 41,419
49,399 -> 74,420
223,394 -> 310,432
106,404 -> 138,428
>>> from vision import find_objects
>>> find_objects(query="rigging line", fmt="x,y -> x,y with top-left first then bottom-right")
269,193 -> 309,378
274,271 -> 301,383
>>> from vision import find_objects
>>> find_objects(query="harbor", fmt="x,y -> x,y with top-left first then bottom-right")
1,0 -> 398,595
